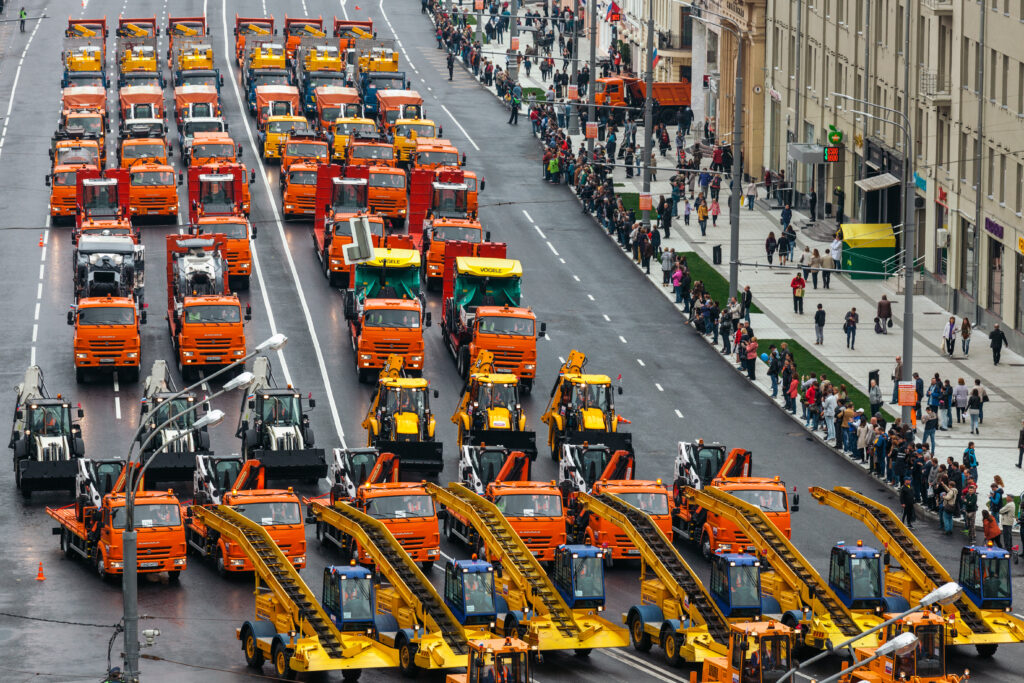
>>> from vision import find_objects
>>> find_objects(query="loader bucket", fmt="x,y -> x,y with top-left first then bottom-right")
374,441 -> 444,480
565,431 -> 634,457
17,460 -> 79,498
466,430 -> 538,461
144,449 -> 205,487
247,448 -> 327,482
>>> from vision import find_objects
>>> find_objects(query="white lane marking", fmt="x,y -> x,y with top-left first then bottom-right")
533,225 -> 546,238
30,347 -> 35,366
38,264 -> 44,279
558,356 -> 565,364
222,0 -> 348,447
587,293 -> 595,301
599,650 -> 688,683
113,372 -> 119,393
377,0 -> 415,68
301,0 -> 309,15
34,303 -> 39,320
636,358 -> 645,367
655,383 -> 664,392
114,397 -> 122,420
558,257 -> 566,264
521,210 -> 534,223
618,335 -> 627,343
572,274 -> 580,282
602,314 -> 610,321
36,283 -> 42,298
0,16 -> 43,161
439,104 -> 481,151
339,0 -> 348,20
675,409 -> 684,419
31,324 -> 37,343
40,246 -> 46,261
440,551 -> 454,562
545,241 -> 558,255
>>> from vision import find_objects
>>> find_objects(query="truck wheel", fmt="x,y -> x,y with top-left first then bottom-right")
628,613 -> 652,652
271,640 -> 296,680
575,648 -> 592,657
95,551 -> 108,581
520,378 -> 533,395
75,367 -> 87,384
341,670 -> 362,682
242,626 -> 265,669
397,634 -> 419,678
217,551 -> 229,578
61,529 -> 75,559
420,560 -> 433,572
700,531 -> 713,560
976,644 -> 998,657
234,275 -> 251,291
661,629 -> 682,667
122,366 -> 140,383
168,570 -> 181,583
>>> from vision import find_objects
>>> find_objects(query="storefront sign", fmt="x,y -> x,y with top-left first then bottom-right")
985,217 -> 1004,239
1018,235 -> 1024,255
914,172 -> 927,192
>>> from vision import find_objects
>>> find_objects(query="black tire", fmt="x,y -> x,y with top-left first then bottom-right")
342,670 -> 362,682
700,530 -> 713,560
168,570 -> 181,583
272,640 -> 295,680
95,550 -> 108,581
316,521 -> 328,547
976,643 -> 998,657
420,560 -> 433,572
122,365 -> 140,383
397,635 -> 418,678
575,648 -> 592,657
61,529 -> 75,559
242,626 -> 265,669
217,550 -> 229,578
662,629 -> 682,667
629,613 -> 652,652
75,367 -> 87,384
443,513 -> 453,541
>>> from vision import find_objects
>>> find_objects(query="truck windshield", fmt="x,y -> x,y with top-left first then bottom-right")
729,564 -> 761,607
268,120 -> 310,134
364,494 -> 435,519
572,383 -> 611,413
54,171 -> 79,186
369,76 -> 405,90
369,172 -> 405,188
574,556 -> 604,598
463,572 -> 496,615
331,183 -> 367,211
131,171 -> 175,186
333,121 -> 376,136
113,504 -> 182,529
150,398 -> 196,430
760,636 -> 792,682
364,309 -> 419,328
192,143 -> 235,160
259,395 -> 300,425
67,74 -> 105,86
208,222 -> 248,239
29,406 -> 71,436
306,76 -> 343,90
185,121 -> 224,136
57,147 -> 99,165
729,489 -> 787,513
237,501 -> 302,526
82,184 -> 120,216
286,143 -> 327,159
78,306 -> 134,325
419,151 -> 458,166
339,575 -> 375,621
615,492 -> 669,515
911,625 -> 944,677
288,170 -> 317,185
395,123 -> 435,138
980,557 -> 1011,599
476,316 -> 534,336
180,73 -> 218,87
850,557 -> 882,598
333,218 -> 383,236
201,180 -> 237,210
184,305 -> 241,323
123,143 -> 164,159
433,188 -> 467,214
130,103 -> 156,118
384,387 -> 427,415
478,383 -> 516,410
432,224 -> 479,242
352,145 -> 393,160
251,72 -> 290,87
68,116 -> 103,135
189,103 -> 214,117
494,493 -> 562,517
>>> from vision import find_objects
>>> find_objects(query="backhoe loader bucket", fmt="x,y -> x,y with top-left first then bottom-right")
374,441 -> 444,480
565,431 -> 633,456
17,460 -> 79,498
465,430 -> 537,461
144,449 -> 207,487
247,447 -> 327,482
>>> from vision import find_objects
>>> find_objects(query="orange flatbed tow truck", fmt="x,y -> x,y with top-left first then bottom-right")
187,166 -> 256,289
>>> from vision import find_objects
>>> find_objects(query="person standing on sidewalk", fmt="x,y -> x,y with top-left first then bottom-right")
682,199 -> 691,226
767,345 -> 782,398
745,336 -> 759,380
960,317 -> 972,356
989,323 -> 1008,365
696,201 -> 709,236
843,307 -> 859,349
765,232 -> 778,264
999,495 -> 1016,551
745,181 -> 756,210
876,295 -> 892,333
829,235 -> 843,272
967,389 -> 982,434
820,250 -> 834,289
790,273 -> 806,314
809,188 -> 818,222
1017,420 -> 1024,468
962,483 -> 979,543
719,313 -> 732,354
890,356 -> 903,404
953,378 -> 969,424
974,379 -> 989,424
900,478 -> 916,529
942,316 -> 957,357
660,248 -> 675,286
813,304 -> 826,344
710,199 -> 720,227
869,379 -> 883,417
447,50 -> 455,80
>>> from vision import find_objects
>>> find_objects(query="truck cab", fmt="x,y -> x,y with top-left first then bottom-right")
312,166 -> 376,286
298,65 -> 347,114
48,162 -> 98,224
451,368 -> 532,454
118,84 -> 165,121
280,132 -> 329,172
261,115 -> 312,160
488,481 -> 566,563
10,375 -> 86,498
313,85 -> 362,133
958,544 -> 1013,610
375,90 -> 425,135
552,545 -> 608,609
245,67 -> 292,113
574,480 -> 671,562
255,84 -> 301,128
366,165 -> 408,228
321,564 -> 379,631
328,117 -> 378,161
392,118 -> 439,164
355,482 -> 441,569
173,84 -> 221,127
846,612 -> 963,683
346,136 -> 397,168
76,172 -> 132,237
360,71 -> 408,117
680,477 -> 795,559
119,136 -> 169,167
708,553 -> 766,619
673,440 -> 729,492
828,541 -> 886,611
69,295 -> 143,383
281,163 -> 319,218
179,116 -> 228,157
701,622 -> 795,683
443,558 -> 498,627
283,15 -> 326,64
413,139 -> 461,170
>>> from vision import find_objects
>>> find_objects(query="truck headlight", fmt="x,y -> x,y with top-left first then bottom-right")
285,205 -> 294,209
399,209 -> 407,215
174,558 -> 187,566
182,351 -> 194,357
127,352 -> 138,359
411,356 -> 422,362
360,354 -> 371,361
293,556 -> 305,564
110,561 -> 124,569
428,549 -> 438,556
76,353 -> 88,359
330,259 -> 341,265
233,350 -> 245,356
524,364 -> 535,370
230,559 -> 245,567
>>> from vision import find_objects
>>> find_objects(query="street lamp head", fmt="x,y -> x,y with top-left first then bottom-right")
223,371 -> 256,392
193,409 -> 225,430
876,632 -> 918,658
256,333 -> 288,352
922,582 -> 963,607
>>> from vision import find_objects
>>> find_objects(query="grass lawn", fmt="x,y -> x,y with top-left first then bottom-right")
682,251 -> 762,314
522,87 -> 545,99
619,191 -> 638,213
760,338 -> 898,422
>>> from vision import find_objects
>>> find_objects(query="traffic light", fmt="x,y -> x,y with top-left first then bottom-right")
342,216 -> 375,265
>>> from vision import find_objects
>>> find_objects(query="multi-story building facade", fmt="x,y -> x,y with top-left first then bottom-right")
763,0 -> 1024,342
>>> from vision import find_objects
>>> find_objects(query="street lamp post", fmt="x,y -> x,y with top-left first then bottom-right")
586,0 -> 597,158
833,92 -> 915,426
640,0 -> 655,229
778,581 -> 962,683
809,631 -> 920,683
567,7 -> 581,135
121,335 -> 287,681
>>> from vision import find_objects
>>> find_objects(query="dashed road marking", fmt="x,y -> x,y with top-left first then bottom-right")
521,210 -> 534,223
675,409 -> 684,419
558,257 -> 566,264
114,397 -> 122,420
572,274 -> 580,282
655,383 -> 664,392
31,324 -> 37,343
618,335 -> 627,343
602,314 -> 610,321
533,225 -> 546,238
558,356 -> 566,364
545,241 -> 558,256
587,294 -> 595,301
439,104 -> 480,150
636,358 -> 645,367
34,303 -> 39,320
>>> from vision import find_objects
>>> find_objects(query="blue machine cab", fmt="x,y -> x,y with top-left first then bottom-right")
321,564 -> 378,632
958,544 -> 1013,611
552,544 -> 608,610
828,540 -> 887,611
444,557 -> 498,627
708,552 -> 765,619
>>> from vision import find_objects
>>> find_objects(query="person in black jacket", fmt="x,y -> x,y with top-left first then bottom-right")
740,285 -> 753,322
814,304 -> 826,345
989,323 -> 1008,365
899,478 -> 916,529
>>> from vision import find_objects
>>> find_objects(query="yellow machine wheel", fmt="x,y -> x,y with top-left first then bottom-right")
661,629 -> 682,667
242,628 -> 264,669
272,640 -> 295,680
629,614 -> 652,652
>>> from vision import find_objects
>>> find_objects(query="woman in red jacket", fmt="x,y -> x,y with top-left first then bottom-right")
745,336 -> 759,380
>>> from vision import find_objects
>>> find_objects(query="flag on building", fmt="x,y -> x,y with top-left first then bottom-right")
652,46 -> 660,68
606,1 -> 622,21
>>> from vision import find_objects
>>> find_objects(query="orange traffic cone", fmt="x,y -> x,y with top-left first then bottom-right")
36,562 -> 46,581
38,233 -> 44,247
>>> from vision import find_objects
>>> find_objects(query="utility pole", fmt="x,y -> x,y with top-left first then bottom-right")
727,34 -> 744,300
509,0 -> 520,81
898,0 -> 915,427
567,7 -> 581,134
972,0 -> 985,324
641,0 -> 655,228
586,0 -> 597,157
789,0 -> 803,205
858,0 -> 870,220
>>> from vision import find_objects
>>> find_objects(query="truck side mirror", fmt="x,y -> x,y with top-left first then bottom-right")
247,399 -> 255,410
436,508 -> 448,521
485,231 -> 491,242
433,390 -> 439,399
177,172 -> 183,186
539,322 -> 547,337
425,312 -> 432,327
140,311 -> 147,324
77,408 -> 85,418
220,75 -> 225,87
244,303 -> 252,321
617,386 -> 623,395
67,311 -> 75,325
308,398 -> 316,408
238,145 -> 244,158
461,153 -> 467,166
480,178 -> 486,192
791,493 -> 800,512
167,146 -> 174,158
45,174 -> 51,186
251,225 -> 257,239
250,169 -> 256,184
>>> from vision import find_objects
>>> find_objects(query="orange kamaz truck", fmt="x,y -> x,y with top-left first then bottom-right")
187,166 -> 256,289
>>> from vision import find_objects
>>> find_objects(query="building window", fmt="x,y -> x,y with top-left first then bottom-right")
990,49 -> 997,99
1017,163 -> 1023,213
1016,253 -> 1024,329
680,8 -> 693,49
896,5 -> 903,51
962,40 -> 971,90
989,237 -> 1004,316
1001,55 -> 1009,106
999,154 -> 1007,203
961,218 -> 977,298
989,147 -> 996,197
960,132 -> 969,182
1018,63 -> 1024,114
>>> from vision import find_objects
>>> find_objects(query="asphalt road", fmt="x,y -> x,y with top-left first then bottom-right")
0,0 -> 1019,681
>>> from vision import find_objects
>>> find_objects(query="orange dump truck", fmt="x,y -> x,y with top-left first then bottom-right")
313,85 -> 362,132
188,166 -> 256,289
118,84 -> 165,121
375,89 -> 425,134
422,217 -> 485,289
48,460 -> 187,580
47,147 -> 100,224
594,76 -> 691,124
281,163 -> 319,219
173,84 -> 221,127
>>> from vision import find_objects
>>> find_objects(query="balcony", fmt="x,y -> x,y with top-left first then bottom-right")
658,31 -> 692,54
919,69 -> 951,105
922,0 -> 953,14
